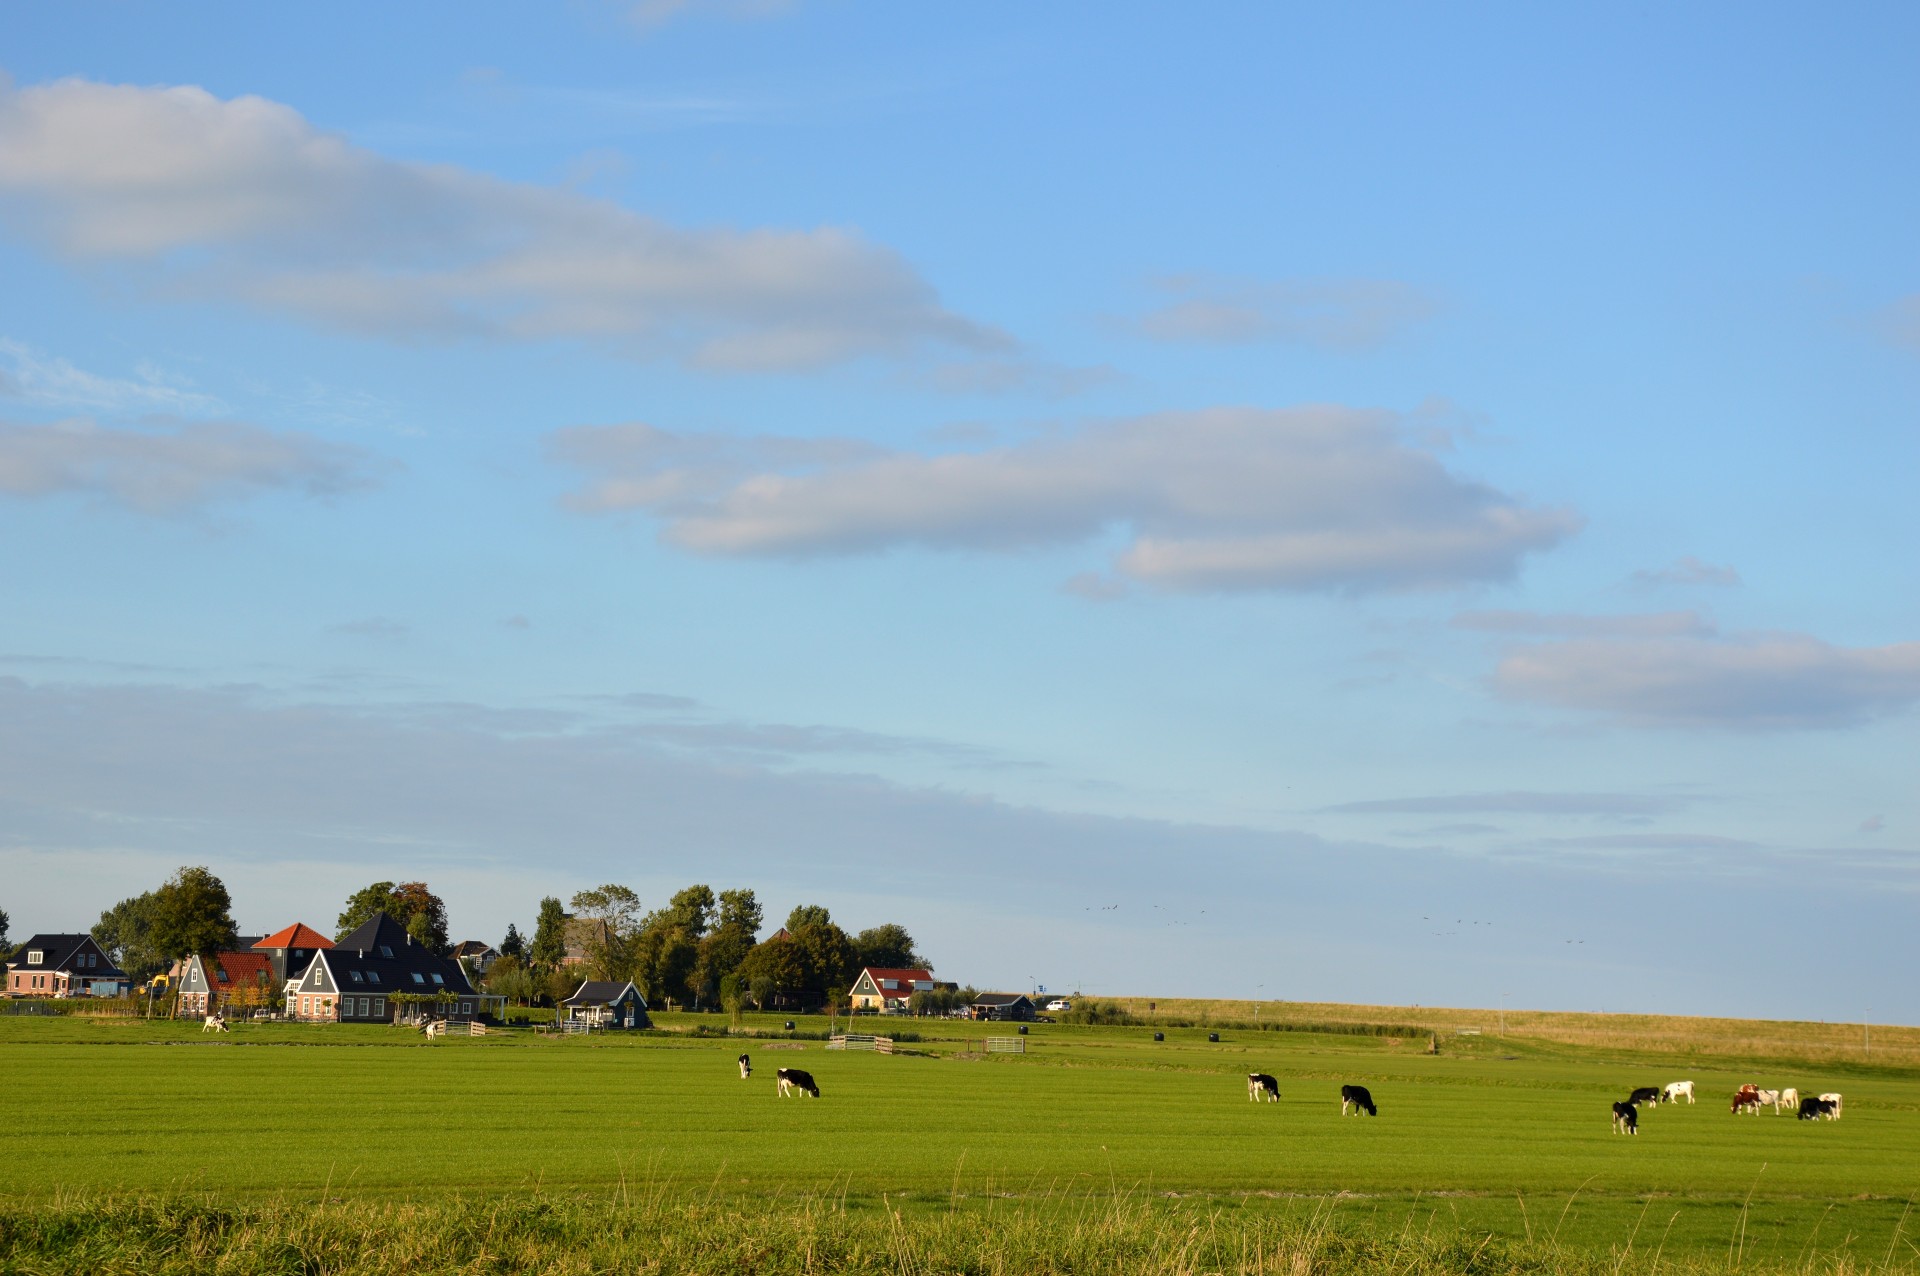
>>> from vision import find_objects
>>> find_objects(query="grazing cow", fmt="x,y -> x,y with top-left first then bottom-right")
422,1019 -> 447,1040
1818,1092 -> 1843,1119
1754,1088 -> 1781,1113
1663,1080 -> 1695,1105
202,1013 -> 228,1034
1341,1084 -> 1377,1117
1247,1073 -> 1280,1102
1798,1096 -> 1837,1121
738,1054 -> 752,1079
776,1067 -> 820,1098
1779,1087 -> 1799,1110
1612,1101 -> 1638,1134
1627,1086 -> 1663,1108
1731,1089 -> 1763,1115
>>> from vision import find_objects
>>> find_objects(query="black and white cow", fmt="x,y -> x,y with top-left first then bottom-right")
1798,1096 -> 1837,1121
1612,1101 -> 1638,1134
1818,1092 -> 1843,1119
1340,1084 -> 1377,1116
1627,1086 -> 1663,1108
1247,1073 -> 1280,1102
776,1067 -> 820,1098
738,1053 -> 752,1079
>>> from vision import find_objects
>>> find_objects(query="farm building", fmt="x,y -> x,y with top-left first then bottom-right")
174,950 -> 277,1018
970,993 -> 1036,1022
560,918 -> 610,968
5,934 -> 128,998
452,940 -> 500,976
561,980 -> 652,1028
849,966 -> 951,1012
287,911 -> 503,1024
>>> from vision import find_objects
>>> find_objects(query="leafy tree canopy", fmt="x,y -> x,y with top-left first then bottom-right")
499,923 -> 526,962
529,897 -> 569,972
717,888 -> 761,936
854,923 -> 928,972
92,893 -> 166,982
784,903 -> 832,933
149,866 -> 238,962
666,885 -> 715,939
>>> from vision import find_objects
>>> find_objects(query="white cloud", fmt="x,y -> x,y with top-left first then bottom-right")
0,416 -> 378,513
1324,791 -> 1694,817
1630,555 -> 1742,588
1454,609 -> 1711,638
1130,275 -> 1438,350
0,77 -> 1004,371
0,338 -> 224,415
549,406 -> 1579,593
1491,626 -> 1920,728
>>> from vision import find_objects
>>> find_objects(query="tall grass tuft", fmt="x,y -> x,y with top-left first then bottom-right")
2,1192 -> 1911,1275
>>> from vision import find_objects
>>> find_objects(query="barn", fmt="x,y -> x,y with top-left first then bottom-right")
969,992 -> 1036,1022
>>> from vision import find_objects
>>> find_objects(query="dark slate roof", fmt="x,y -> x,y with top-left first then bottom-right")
971,992 -> 1034,1006
6,934 -> 126,979
321,912 -> 476,996
562,980 -> 646,1007
452,940 -> 497,959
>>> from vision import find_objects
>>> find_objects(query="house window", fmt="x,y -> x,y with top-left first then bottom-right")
430,973 -> 443,985
460,1001 -> 470,1014
372,998 -> 385,1016
350,970 -> 364,982
217,969 -> 229,982
411,973 -> 425,984
26,951 -> 41,965
367,972 -> 380,984
379,945 -> 393,958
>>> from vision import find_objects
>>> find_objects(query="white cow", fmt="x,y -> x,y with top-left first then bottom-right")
422,1019 -> 447,1040
1755,1088 -> 1781,1113
201,1013 -> 228,1034
1818,1092 -> 1843,1119
1663,1080 -> 1695,1105
1780,1087 -> 1799,1110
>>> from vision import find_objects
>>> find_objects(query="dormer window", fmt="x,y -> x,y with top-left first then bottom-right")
379,945 -> 394,958
26,951 -> 41,966
216,969 -> 229,982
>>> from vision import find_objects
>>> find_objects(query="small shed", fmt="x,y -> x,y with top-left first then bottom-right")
970,992 -> 1036,1022
562,980 -> 652,1029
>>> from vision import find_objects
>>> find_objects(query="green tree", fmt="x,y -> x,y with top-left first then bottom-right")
784,903 -> 832,933
735,936 -> 805,1007
653,932 -> 699,1009
692,922 -> 756,1009
149,866 -> 238,962
666,885 -> 716,940
92,893 -> 166,982
854,923 -> 927,972
498,923 -> 526,963
0,906 -> 9,954
529,897 -> 568,973
791,921 -> 858,996
717,888 -> 762,936
484,955 -> 536,1006
569,884 -> 643,981
336,881 -> 449,954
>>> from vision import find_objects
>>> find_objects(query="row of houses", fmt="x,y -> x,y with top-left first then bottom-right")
5,923 -> 1037,1027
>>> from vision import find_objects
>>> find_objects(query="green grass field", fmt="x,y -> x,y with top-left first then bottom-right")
2,1009 -> 1915,1272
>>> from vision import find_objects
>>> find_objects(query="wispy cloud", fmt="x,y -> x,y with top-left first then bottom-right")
1630,556 -> 1741,589
1491,624 -> 1920,729
1127,275 -> 1438,350
1324,791 -> 1694,817
330,617 -> 408,641
0,338 -> 224,415
0,416 -> 379,513
0,76 -> 1005,372
549,406 -> 1578,594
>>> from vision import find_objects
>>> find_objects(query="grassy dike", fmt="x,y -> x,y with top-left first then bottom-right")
1,1005 -> 1914,1273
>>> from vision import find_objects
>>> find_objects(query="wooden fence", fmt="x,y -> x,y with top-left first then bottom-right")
827,1033 -> 894,1053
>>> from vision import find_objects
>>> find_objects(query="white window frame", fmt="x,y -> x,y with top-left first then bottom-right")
26,951 -> 42,966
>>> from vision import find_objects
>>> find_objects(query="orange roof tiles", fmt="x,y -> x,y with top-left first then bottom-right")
253,923 -> 335,951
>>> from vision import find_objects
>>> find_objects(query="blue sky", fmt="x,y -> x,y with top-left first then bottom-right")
1,4 -> 1915,1020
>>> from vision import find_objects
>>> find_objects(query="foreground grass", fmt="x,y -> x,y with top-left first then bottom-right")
4,1191 -> 1918,1276
4,1012 -> 1915,1270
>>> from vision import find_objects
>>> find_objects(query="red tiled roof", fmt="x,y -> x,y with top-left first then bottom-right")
214,951 -> 275,988
856,967 -> 936,997
253,923 -> 335,951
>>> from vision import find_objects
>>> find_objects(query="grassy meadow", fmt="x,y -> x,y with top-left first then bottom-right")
1,1004 -> 1915,1273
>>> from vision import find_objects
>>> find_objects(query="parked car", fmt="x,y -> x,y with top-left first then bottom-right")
1045,999 -> 1072,1011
